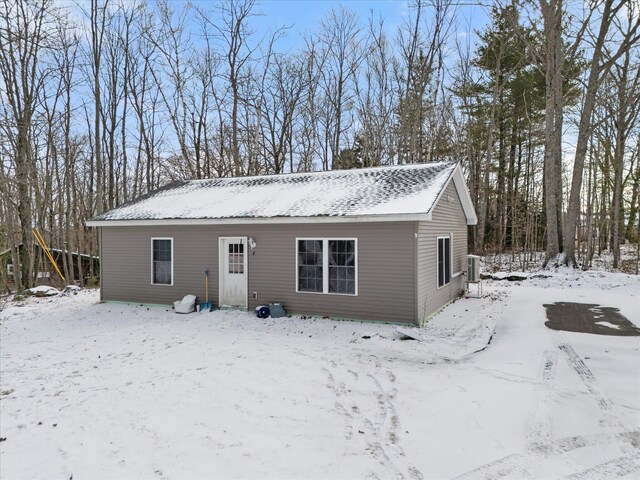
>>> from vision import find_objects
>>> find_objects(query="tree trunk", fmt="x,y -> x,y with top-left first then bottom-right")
563,0 -> 627,266
540,0 -> 563,265
611,52 -> 630,268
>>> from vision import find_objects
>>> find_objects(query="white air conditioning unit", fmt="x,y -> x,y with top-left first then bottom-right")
467,255 -> 480,283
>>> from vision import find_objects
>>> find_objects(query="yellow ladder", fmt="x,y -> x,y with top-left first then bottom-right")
32,228 -> 66,283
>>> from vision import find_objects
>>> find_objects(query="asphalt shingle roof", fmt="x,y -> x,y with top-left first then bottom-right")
91,161 -> 458,221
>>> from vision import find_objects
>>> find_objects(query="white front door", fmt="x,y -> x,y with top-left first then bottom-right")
219,237 -> 248,308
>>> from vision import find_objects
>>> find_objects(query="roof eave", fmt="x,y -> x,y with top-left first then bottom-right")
85,212 -> 432,228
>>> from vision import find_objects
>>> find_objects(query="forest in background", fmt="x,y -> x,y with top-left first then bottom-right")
0,0 -> 639,290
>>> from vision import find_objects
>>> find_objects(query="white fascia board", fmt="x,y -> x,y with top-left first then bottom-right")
85,213 -> 431,228
452,165 -> 478,225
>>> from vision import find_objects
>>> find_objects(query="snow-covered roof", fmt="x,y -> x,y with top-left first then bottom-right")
88,161 -> 477,225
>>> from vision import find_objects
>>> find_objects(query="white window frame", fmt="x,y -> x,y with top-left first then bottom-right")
295,237 -> 358,296
151,237 -> 174,286
436,234 -> 452,289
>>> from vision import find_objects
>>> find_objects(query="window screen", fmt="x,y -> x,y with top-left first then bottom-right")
437,237 -> 451,287
153,239 -> 172,285
298,240 -> 323,292
328,240 -> 356,294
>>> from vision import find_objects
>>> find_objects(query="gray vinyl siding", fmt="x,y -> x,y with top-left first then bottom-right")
100,222 -> 417,324
416,181 -> 468,324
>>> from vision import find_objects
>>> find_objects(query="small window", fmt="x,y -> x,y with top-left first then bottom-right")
437,236 -> 451,288
298,240 -> 323,292
228,242 -> 244,274
152,238 -> 173,285
297,238 -> 357,295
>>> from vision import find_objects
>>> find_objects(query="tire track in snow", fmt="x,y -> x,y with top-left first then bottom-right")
455,331 -> 638,480
549,332 -> 635,454
563,454 -> 640,479
452,431 -> 640,480
511,349 -> 559,479
525,349 -> 558,453
552,340 -> 612,409
554,342 -> 614,411
454,331 -> 639,480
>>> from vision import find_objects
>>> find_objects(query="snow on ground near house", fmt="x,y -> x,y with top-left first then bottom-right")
1,271 -> 639,479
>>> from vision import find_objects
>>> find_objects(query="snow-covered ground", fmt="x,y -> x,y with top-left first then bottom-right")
482,243 -> 639,275
1,271 -> 639,479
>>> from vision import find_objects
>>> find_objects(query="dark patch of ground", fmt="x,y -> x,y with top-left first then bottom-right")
480,272 -> 530,281
543,302 -> 640,336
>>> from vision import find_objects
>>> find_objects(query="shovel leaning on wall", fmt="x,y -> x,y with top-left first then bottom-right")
200,270 -> 213,312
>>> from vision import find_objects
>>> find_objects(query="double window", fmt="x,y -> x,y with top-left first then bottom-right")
297,238 -> 357,295
152,238 -> 173,285
437,236 -> 451,288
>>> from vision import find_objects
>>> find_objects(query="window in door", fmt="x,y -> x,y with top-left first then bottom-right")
228,242 -> 244,274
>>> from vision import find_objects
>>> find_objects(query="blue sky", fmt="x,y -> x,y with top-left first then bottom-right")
66,0 -> 492,57
257,0 -> 406,33
216,0 -> 491,53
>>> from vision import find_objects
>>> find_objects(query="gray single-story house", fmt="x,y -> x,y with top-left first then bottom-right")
86,161 -> 477,325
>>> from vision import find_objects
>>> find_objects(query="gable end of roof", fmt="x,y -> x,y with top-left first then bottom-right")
431,163 -> 478,225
